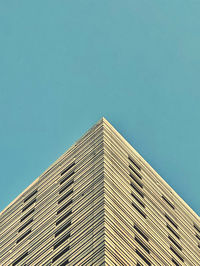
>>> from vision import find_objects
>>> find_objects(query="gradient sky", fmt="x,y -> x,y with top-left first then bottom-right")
0,1 -> 199,216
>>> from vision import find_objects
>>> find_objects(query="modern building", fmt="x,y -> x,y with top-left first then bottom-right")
0,118 -> 200,266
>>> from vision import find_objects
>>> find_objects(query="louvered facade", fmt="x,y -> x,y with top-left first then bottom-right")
0,118 -> 200,265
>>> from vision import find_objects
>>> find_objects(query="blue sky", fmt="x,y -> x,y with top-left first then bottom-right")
0,0 -> 199,216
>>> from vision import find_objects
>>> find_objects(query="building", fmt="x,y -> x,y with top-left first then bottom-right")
0,118 -> 200,266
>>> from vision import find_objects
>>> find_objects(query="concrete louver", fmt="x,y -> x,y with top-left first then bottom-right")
0,118 -> 200,265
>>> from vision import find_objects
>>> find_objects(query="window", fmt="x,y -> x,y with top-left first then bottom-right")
56,212 -> 72,227
133,224 -> 148,241
130,173 -> 143,188
167,224 -> 180,239
172,258 -> 179,266
55,221 -> 71,237
18,218 -> 33,233
128,156 -> 141,170
162,195 -> 175,209
16,229 -> 31,244
136,249 -> 151,266
61,162 -> 75,176
24,189 -> 37,203
20,208 -> 35,222
135,237 -> 150,253
60,259 -> 69,266
52,246 -> 70,263
132,203 -> 146,218
131,183 -> 144,198
59,180 -> 74,194
194,224 -> 200,233
22,198 -> 36,212
165,214 -> 178,229
58,190 -> 73,204
168,236 -> 182,250
60,171 -> 74,185
196,234 -> 200,241
12,252 -> 29,266
57,200 -> 73,215
129,165 -> 142,179
170,247 -> 184,262
131,193 -> 145,208
54,233 -> 70,249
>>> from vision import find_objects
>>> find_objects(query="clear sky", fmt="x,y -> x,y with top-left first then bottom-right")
0,1 -> 199,216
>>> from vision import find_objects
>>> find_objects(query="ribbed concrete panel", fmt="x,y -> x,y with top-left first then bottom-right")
0,118 -> 199,265
102,119 -> 200,266
0,119 -> 105,266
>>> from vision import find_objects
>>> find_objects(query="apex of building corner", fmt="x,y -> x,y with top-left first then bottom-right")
99,116 -> 110,125
100,116 -> 107,122
96,117 -> 114,130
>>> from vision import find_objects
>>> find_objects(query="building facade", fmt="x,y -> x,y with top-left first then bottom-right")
0,118 -> 200,265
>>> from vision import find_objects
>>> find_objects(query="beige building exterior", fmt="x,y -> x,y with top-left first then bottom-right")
0,118 -> 200,265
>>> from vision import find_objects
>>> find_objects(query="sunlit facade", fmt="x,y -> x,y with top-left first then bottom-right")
0,118 -> 200,265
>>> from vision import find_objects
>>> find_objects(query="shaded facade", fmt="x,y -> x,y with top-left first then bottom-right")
0,118 -> 200,265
